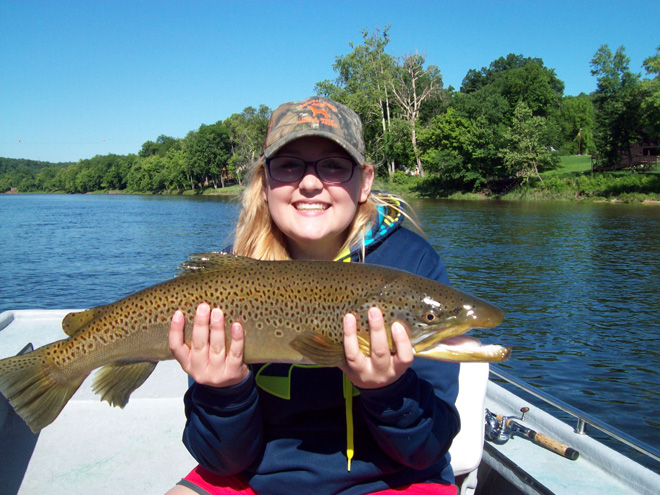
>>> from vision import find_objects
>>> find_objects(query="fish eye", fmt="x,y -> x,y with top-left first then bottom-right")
422,310 -> 437,323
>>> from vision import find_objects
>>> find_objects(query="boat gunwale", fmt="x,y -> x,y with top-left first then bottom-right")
489,366 -> 660,465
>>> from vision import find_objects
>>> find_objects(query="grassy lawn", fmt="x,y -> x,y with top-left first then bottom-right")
543,155 -> 593,177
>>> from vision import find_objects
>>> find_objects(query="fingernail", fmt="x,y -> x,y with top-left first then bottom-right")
173,310 -> 183,323
368,307 -> 381,319
198,303 -> 209,315
211,308 -> 222,322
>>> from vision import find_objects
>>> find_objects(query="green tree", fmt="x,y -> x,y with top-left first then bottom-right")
641,45 -> 660,136
138,135 -> 178,158
557,95 -> 596,155
590,44 -> 643,167
499,102 -> 558,184
225,105 -> 270,186
188,122 -> 232,189
158,146 -> 189,191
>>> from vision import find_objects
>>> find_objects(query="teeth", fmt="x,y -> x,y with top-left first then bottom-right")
295,203 -> 328,211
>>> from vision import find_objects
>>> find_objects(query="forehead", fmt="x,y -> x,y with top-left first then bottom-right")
274,136 -> 352,160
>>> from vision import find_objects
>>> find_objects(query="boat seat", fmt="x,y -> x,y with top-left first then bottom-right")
448,362 -> 489,495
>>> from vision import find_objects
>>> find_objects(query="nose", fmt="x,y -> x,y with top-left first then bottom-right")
298,163 -> 324,191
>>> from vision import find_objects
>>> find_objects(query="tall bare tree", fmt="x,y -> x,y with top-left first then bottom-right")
316,27 -> 398,174
391,52 -> 443,177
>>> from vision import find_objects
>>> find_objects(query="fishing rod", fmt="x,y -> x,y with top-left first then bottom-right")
485,407 -> 580,461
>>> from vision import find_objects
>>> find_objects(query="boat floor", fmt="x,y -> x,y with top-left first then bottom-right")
0,310 -> 196,495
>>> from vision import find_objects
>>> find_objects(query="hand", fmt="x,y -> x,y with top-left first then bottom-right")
339,307 -> 414,389
169,303 -> 250,387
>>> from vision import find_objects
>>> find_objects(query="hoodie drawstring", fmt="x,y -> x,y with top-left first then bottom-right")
343,373 -> 355,471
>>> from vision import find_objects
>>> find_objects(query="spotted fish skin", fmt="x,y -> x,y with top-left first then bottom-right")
0,253 -> 507,432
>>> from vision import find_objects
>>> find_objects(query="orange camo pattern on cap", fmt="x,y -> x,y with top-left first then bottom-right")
263,96 -> 366,165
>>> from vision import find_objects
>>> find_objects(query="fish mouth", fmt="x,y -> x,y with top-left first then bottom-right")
414,335 -> 511,363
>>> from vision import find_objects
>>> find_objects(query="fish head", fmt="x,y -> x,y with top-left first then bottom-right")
377,275 -> 506,360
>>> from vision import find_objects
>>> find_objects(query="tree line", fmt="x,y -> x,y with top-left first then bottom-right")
2,27 -> 658,195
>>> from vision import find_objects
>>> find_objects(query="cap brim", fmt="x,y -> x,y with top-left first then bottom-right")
263,129 -> 365,165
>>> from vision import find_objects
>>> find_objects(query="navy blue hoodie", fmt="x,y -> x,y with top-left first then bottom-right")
180,200 -> 461,495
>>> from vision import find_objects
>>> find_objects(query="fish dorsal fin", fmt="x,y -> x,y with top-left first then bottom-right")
62,308 -> 105,336
176,252 -> 258,277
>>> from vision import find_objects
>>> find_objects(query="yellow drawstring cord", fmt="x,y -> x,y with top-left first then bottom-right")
343,373 -> 355,471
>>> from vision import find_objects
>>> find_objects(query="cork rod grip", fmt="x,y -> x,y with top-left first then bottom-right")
496,415 -> 581,461
528,431 -> 580,460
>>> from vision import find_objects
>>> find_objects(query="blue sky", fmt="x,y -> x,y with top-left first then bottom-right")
1,0 -> 657,163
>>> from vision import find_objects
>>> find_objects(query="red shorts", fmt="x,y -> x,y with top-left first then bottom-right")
178,465 -> 458,495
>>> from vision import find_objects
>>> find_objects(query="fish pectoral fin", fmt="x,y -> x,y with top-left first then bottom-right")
92,361 -> 157,408
62,308 -> 106,336
290,333 -> 347,367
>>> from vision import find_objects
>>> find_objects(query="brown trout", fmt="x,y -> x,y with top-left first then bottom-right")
0,253 -> 508,433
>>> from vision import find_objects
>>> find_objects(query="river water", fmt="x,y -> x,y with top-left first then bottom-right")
1,194 -> 659,468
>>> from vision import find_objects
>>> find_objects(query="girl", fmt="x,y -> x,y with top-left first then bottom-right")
165,97 -> 460,495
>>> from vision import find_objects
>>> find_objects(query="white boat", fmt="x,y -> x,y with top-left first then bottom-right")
1,310 -> 659,495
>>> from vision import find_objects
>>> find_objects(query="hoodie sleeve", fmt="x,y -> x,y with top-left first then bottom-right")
181,370 -> 265,475
357,361 -> 460,469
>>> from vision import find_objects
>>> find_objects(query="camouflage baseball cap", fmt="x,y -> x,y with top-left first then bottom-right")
263,96 -> 366,165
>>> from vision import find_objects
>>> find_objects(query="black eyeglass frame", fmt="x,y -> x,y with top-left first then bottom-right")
265,156 -> 358,184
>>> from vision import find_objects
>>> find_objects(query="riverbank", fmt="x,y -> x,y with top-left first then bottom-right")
378,155 -> 660,203
4,156 -> 659,203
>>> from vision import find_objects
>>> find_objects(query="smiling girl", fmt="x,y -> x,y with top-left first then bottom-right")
165,97 -> 460,495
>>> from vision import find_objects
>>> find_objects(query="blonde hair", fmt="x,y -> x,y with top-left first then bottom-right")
233,157 -> 421,260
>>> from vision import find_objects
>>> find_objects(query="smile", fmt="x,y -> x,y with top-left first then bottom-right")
294,203 -> 329,212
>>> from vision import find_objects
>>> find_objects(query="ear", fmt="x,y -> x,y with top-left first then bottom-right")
358,165 -> 374,203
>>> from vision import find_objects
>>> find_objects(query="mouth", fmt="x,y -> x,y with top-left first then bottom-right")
414,335 -> 511,363
293,202 -> 330,212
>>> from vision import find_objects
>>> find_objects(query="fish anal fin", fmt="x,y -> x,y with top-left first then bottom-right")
62,308 -> 106,336
0,344 -> 88,433
92,361 -> 157,408
290,332 -> 347,367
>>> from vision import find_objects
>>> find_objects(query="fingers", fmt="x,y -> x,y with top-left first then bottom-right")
170,303 -> 249,387
227,322 -> 245,363
207,307 -> 227,367
341,307 -> 414,390
391,321 -> 414,364
367,307 -> 391,363
342,313 -> 362,364
169,310 -> 189,365
191,303 -> 212,351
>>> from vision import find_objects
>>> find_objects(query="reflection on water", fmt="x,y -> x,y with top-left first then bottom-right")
1,194 -> 659,464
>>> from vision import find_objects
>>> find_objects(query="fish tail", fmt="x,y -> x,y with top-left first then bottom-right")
0,346 -> 88,433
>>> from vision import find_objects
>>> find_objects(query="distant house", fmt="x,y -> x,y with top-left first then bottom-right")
592,139 -> 659,171
620,139 -> 659,169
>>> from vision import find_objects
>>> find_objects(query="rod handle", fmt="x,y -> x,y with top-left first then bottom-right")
528,431 -> 580,460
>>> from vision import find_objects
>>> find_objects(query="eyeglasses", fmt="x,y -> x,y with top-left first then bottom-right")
265,156 -> 357,184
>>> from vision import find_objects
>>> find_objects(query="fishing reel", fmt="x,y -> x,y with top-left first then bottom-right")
484,406 -> 529,444
484,406 -> 579,460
